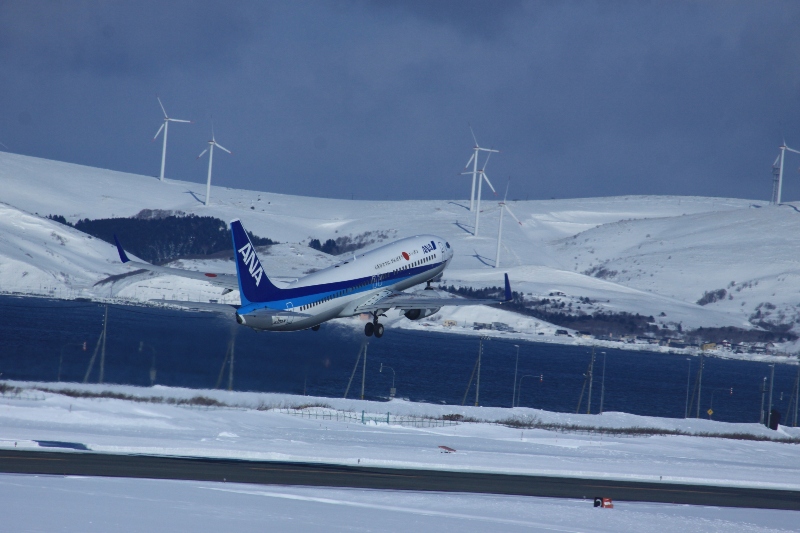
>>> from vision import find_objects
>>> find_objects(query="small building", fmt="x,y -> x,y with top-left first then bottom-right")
555,329 -> 570,336
701,342 -> 717,351
442,320 -> 457,328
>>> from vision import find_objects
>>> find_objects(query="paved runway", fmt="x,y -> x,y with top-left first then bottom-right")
0,449 -> 797,510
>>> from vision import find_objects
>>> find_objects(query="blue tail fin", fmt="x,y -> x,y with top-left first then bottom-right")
230,219 -> 282,305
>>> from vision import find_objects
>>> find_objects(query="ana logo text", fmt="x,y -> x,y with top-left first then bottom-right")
421,241 -> 437,254
238,243 -> 264,286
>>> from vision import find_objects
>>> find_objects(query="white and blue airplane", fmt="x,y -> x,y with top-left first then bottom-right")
114,219 -> 511,338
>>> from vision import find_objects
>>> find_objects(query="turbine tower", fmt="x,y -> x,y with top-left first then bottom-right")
462,127 -> 499,212
495,181 -> 522,268
472,151 -> 497,236
153,97 -> 192,181
197,122 -> 232,207
771,141 -> 800,205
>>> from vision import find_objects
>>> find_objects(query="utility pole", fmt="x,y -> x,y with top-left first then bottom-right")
767,363 -> 775,427
684,358 -> 691,418
760,376 -> 767,424
696,354 -> 704,419
98,306 -> 108,384
794,366 -> 800,427
512,345 -> 519,407
599,351 -> 607,414
475,338 -> 484,407
361,343 -> 368,400
344,342 -> 366,399
587,347 -> 595,414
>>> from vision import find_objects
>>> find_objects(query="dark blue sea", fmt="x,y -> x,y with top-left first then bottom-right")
0,296 -> 797,424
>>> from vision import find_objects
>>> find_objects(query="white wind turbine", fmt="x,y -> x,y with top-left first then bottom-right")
463,127 -> 499,212
197,122 -> 232,207
495,181 -> 522,269
771,140 -> 800,204
470,150 -> 498,236
153,97 -> 192,181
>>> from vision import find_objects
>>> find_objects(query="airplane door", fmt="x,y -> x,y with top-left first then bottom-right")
284,302 -> 295,324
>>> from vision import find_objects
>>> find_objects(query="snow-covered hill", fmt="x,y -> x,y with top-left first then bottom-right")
1,151 -> 798,354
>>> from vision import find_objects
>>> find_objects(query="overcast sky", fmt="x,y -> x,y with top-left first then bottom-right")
2,1 -> 800,202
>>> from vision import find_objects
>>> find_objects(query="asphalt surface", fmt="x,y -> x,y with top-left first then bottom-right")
0,449 -> 798,510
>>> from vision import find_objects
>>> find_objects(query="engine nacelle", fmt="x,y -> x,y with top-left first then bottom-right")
403,307 -> 441,321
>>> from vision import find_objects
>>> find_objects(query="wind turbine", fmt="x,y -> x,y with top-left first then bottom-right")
153,97 -> 192,181
197,121 -> 232,207
462,127 -> 499,212
495,181 -> 522,269
771,140 -> 800,204
472,150 -> 498,236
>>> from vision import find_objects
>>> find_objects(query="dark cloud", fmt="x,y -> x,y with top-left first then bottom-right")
2,1 -> 800,203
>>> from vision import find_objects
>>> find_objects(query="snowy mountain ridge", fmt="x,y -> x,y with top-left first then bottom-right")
0,151 -> 798,354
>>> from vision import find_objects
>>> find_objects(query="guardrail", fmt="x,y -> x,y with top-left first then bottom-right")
279,408 -> 459,428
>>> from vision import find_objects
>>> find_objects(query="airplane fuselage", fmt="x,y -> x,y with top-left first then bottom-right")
235,234 -> 454,331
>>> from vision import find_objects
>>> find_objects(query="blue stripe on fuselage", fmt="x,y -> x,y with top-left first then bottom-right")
238,260 -> 444,313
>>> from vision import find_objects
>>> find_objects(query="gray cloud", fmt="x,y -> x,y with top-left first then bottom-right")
2,1 -> 800,204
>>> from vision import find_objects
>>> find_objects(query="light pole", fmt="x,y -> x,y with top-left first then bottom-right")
517,374 -> 542,408
587,348 -> 595,414
767,363 -> 775,427
139,341 -> 157,386
58,341 -> 87,382
684,358 -> 692,418
379,363 -> 396,399
512,345 -> 519,407
599,352 -> 607,414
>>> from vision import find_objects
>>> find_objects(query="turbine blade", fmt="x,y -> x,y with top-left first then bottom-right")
211,116 -> 215,141
168,118 -> 192,123
214,142 -> 231,154
157,96 -> 167,118
503,179 -> 510,203
464,152 -> 475,169
504,204 -> 522,225
0,140 -> 8,150
774,154 -> 781,167
197,149 -> 208,159
786,146 -> 800,155
482,172 -> 497,194
152,123 -> 165,141
469,123 -> 478,147
482,151 -> 492,172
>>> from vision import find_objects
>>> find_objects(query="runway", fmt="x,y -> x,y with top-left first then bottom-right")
0,449 -> 797,510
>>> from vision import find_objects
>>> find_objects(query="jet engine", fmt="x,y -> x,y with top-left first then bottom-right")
403,307 -> 441,321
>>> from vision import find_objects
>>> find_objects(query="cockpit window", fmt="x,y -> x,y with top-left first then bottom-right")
445,242 -> 450,249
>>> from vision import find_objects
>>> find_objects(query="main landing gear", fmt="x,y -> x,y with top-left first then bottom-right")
364,313 -> 384,338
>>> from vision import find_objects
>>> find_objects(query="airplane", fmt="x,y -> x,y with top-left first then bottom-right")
114,219 -> 512,338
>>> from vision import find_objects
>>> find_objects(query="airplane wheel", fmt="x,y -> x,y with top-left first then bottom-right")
311,325 -> 320,331
364,322 -> 374,337
374,323 -> 384,338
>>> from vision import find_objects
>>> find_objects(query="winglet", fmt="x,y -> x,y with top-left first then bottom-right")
504,273 -> 512,302
113,234 -> 130,263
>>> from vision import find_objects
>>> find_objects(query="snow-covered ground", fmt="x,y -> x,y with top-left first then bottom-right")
4,475 -> 797,533
2,381 -> 799,490
1,382 -> 799,531
2,151 -> 800,356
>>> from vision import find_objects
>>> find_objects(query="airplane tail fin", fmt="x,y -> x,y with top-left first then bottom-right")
230,219 -> 282,305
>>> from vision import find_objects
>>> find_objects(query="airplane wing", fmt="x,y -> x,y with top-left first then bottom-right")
357,273 -> 513,313
150,300 -> 239,316
114,235 -> 239,292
